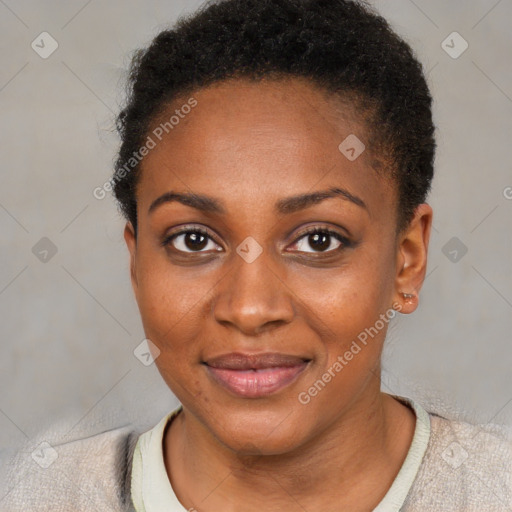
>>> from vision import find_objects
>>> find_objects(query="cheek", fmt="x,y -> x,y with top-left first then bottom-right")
135,262 -> 207,398
288,250 -> 395,369
136,244 -> 202,314
291,256 -> 392,331
291,273 -> 391,414
134,252 -> 212,360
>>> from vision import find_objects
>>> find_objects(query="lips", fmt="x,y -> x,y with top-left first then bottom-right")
203,352 -> 311,398
204,352 -> 310,370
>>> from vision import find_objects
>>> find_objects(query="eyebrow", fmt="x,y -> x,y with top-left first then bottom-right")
148,186 -> 368,216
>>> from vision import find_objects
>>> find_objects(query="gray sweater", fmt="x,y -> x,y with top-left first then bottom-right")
1,405 -> 512,511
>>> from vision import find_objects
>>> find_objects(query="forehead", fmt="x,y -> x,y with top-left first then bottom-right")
137,77 -> 394,218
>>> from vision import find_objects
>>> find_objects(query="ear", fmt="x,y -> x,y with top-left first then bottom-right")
123,221 -> 138,297
393,203 -> 433,314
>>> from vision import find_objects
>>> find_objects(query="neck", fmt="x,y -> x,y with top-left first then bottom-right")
164,386 -> 415,512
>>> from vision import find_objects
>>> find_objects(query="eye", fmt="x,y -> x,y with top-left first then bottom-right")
162,225 -> 351,255
162,226 -> 222,253
289,227 -> 350,254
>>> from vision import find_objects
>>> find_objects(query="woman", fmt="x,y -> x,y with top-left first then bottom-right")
3,0 -> 512,510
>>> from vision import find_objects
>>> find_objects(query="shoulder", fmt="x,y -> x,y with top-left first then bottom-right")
0,417 -> 141,512
403,408 -> 512,511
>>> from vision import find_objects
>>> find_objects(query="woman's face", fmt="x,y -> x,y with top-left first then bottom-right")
125,78 -> 423,454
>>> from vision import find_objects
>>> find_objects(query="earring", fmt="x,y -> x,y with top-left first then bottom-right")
402,292 -> 415,300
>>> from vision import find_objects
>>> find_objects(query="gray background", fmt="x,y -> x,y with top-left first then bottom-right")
1,0 -> 511,471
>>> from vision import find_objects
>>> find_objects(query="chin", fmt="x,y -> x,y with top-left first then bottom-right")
211,407 -> 307,456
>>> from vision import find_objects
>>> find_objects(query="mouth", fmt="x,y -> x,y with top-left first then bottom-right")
202,352 -> 311,398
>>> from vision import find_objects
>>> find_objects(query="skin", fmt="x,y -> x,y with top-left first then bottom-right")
124,77 -> 433,511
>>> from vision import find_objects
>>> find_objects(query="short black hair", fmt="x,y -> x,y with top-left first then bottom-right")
113,0 -> 436,237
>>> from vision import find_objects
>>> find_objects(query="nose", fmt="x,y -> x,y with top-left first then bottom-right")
212,249 -> 295,335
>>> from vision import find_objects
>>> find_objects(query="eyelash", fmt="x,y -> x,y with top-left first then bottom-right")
161,225 -> 352,255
